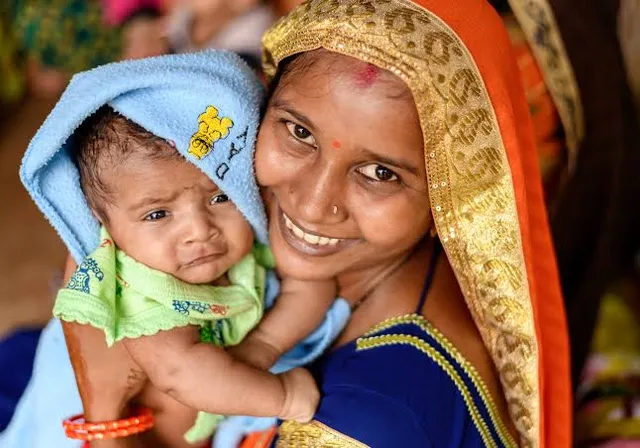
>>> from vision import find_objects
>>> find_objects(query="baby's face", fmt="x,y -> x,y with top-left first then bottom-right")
100,153 -> 254,284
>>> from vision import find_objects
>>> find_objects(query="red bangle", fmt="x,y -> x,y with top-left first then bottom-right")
63,407 -> 154,443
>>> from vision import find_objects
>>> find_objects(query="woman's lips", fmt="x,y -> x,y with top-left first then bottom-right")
283,213 -> 341,246
278,207 -> 358,256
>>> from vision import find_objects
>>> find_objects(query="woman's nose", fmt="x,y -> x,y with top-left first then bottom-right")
290,163 -> 344,224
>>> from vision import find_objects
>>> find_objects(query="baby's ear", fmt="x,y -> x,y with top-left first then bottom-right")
90,207 -> 104,225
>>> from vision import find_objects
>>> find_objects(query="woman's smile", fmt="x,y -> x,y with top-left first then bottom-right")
283,212 -> 340,245
277,205 -> 359,256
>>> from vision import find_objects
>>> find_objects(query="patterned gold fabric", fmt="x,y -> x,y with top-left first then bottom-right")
262,1 -> 540,446
277,420 -> 369,448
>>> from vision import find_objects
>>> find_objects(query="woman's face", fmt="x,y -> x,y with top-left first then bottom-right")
255,51 -> 432,281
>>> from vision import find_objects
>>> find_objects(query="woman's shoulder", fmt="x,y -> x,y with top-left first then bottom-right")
279,315 -> 516,448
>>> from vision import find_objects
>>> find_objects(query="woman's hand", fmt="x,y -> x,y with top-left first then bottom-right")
62,321 -> 147,421
60,255 -> 148,422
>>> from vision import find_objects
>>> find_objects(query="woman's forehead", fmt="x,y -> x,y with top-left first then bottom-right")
354,63 -> 380,88
272,52 -> 419,133
275,50 -> 411,99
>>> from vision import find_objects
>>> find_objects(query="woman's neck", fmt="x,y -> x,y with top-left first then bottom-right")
335,253 -> 411,309
333,239 -> 436,344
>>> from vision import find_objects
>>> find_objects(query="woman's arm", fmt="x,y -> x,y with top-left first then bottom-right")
60,254 -> 149,447
229,278 -> 336,370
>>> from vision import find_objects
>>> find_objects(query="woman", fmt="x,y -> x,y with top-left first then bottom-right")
3,0 -> 571,446
57,1 -> 571,447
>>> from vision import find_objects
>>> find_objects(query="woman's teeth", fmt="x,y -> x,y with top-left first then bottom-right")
283,213 -> 340,246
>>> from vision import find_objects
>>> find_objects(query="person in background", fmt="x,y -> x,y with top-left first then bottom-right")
0,0 -> 170,100
618,0 -> 640,108
489,0 -> 640,444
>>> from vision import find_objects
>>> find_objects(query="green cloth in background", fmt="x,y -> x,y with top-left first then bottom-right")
6,0 -> 121,72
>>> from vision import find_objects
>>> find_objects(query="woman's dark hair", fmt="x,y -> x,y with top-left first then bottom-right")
266,52 -> 314,99
262,53 -> 313,117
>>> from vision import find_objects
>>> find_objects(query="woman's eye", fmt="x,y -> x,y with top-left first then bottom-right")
285,121 -> 316,146
144,210 -> 167,221
358,164 -> 399,182
210,193 -> 229,205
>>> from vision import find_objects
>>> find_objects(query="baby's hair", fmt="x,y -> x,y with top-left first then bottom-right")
74,105 -> 183,223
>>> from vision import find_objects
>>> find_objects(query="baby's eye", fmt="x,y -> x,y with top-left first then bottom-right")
285,121 -> 316,146
358,164 -> 399,182
210,193 -> 229,205
144,210 -> 167,221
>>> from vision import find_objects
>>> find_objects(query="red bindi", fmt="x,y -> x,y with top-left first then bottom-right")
354,64 -> 379,88
332,140 -> 342,149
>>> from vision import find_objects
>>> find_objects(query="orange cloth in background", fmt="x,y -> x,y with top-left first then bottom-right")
239,427 -> 276,448
503,14 -> 566,199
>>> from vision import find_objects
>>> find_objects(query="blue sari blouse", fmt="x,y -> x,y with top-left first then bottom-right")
274,314 -> 517,448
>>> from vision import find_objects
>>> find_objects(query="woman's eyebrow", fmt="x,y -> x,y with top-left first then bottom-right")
270,99 -> 316,131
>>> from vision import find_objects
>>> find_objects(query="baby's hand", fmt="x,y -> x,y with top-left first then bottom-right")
278,368 -> 320,423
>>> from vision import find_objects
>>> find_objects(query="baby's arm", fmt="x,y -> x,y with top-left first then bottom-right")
230,278 -> 337,370
122,326 -> 317,422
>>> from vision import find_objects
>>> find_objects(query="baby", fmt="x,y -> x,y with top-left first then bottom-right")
39,52 -> 341,446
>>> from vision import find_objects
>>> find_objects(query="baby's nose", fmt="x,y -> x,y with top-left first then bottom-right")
184,214 -> 220,244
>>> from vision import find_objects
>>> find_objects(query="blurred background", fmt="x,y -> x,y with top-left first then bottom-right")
0,0 -> 638,444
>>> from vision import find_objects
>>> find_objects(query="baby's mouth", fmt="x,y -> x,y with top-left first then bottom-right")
183,246 -> 227,268
183,254 -> 218,268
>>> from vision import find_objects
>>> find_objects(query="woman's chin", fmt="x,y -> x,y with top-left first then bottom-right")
271,241 -> 339,280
